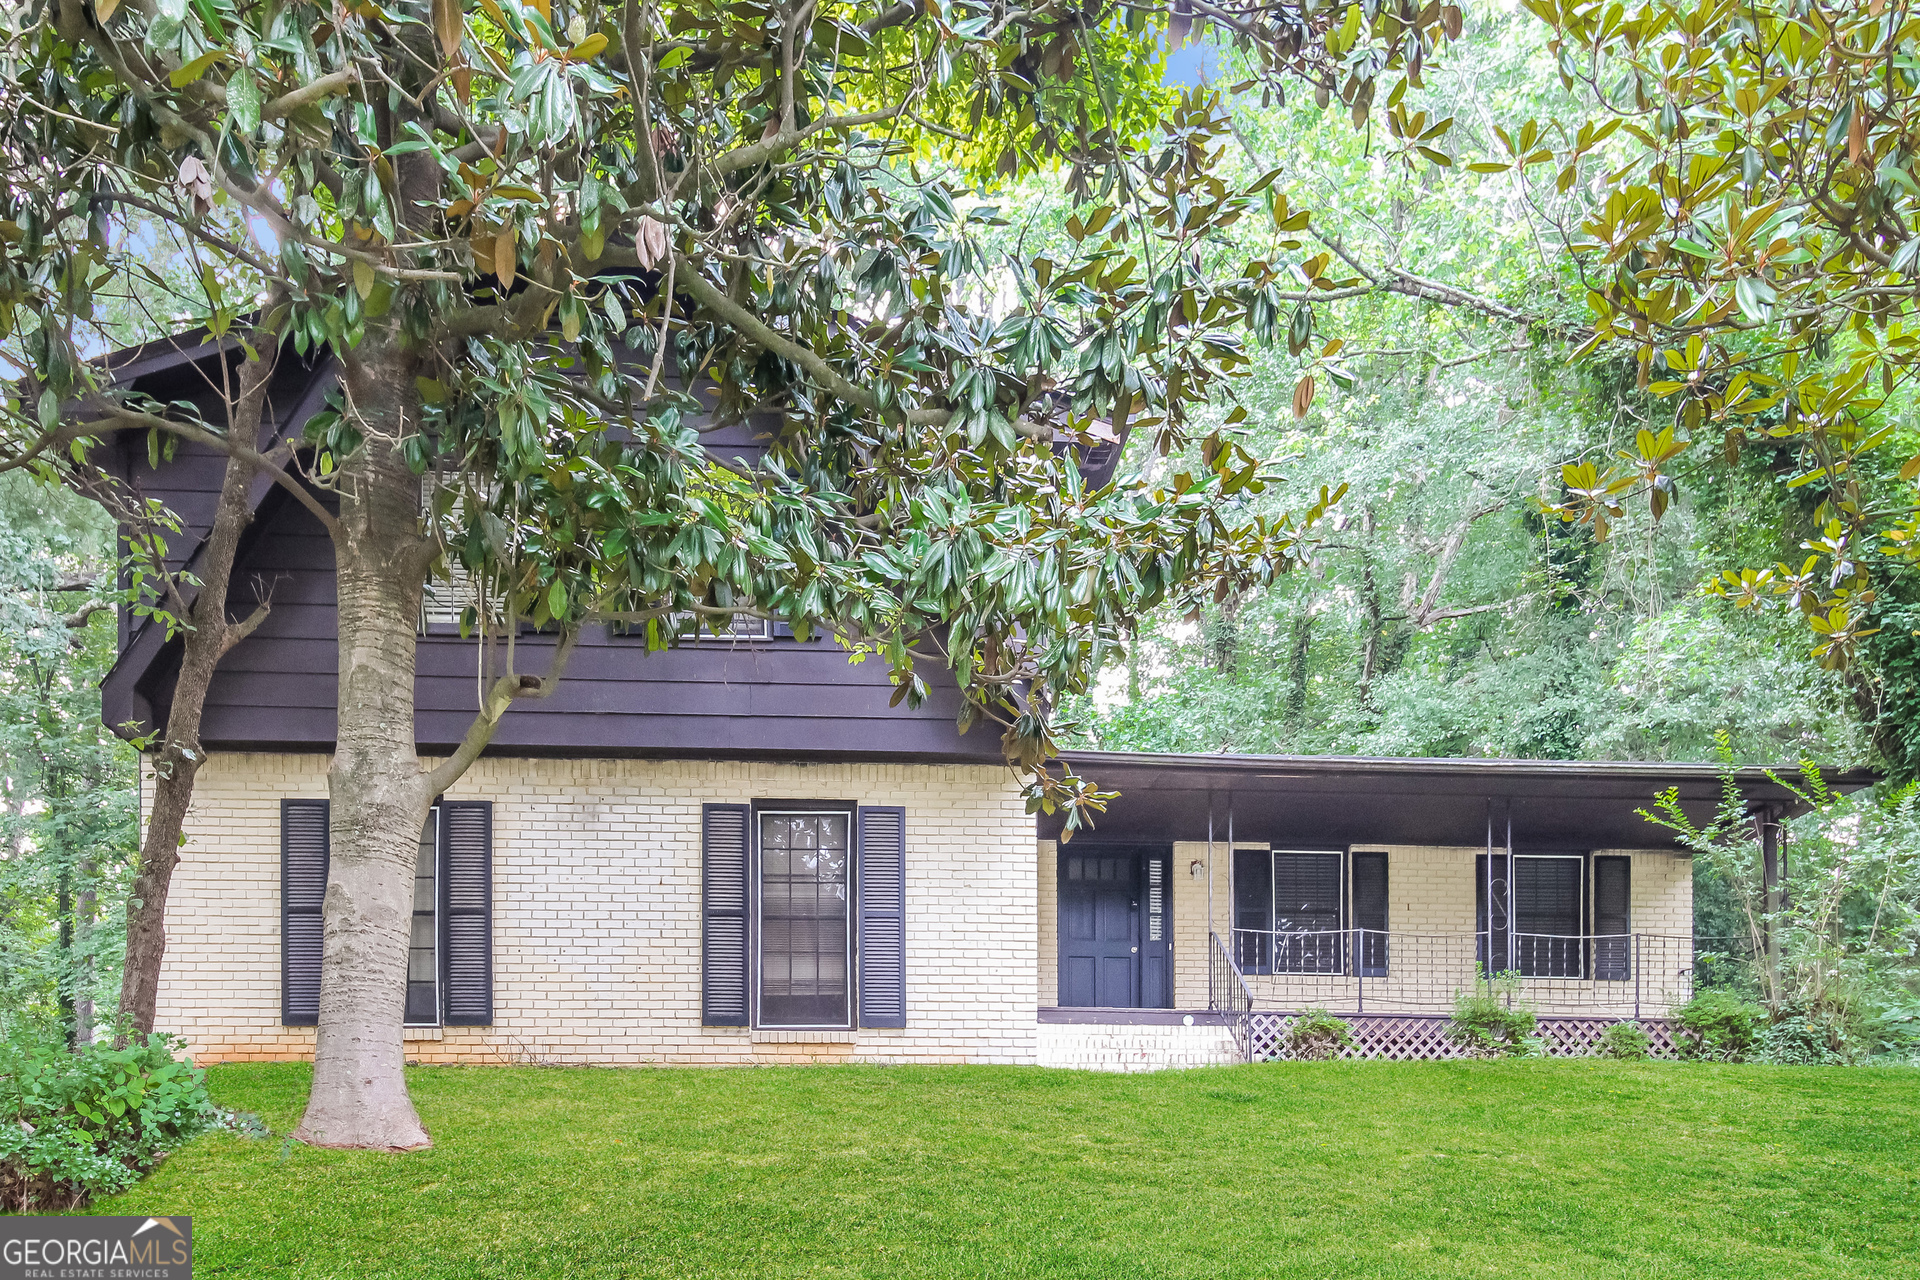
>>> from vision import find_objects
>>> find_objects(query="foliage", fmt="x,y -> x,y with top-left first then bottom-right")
1593,1019 -> 1651,1060
1758,998 -> 1857,1068
91,1061 -> 1920,1276
0,1026 -> 218,1211
0,0 -> 1474,829
1671,989 -> 1765,1063
1643,737 -> 1920,1043
1052,12 -> 1876,772
0,475 -> 137,1038
1510,0 -> 1920,678
1446,971 -> 1539,1058
1279,1006 -> 1352,1060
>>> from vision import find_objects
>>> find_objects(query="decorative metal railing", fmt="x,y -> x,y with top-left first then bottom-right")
1229,928 -> 1699,1019
1208,930 -> 1254,1057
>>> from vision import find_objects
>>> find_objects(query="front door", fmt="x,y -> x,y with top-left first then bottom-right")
1057,847 -> 1172,1008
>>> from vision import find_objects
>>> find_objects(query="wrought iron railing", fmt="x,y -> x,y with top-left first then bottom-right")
1209,930 -> 1254,1058
1229,928 -> 1698,1019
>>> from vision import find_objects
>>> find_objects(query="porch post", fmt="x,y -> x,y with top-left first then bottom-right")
1633,933 -> 1641,1022
1759,804 -> 1780,999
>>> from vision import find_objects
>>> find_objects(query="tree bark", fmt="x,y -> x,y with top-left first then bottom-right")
293,338 -> 438,1151
118,344 -> 279,1038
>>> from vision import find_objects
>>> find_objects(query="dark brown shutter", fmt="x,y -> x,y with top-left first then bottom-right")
1232,847 -> 1273,974
439,801 -> 493,1025
1593,855 -> 1631,981
1351,850 -> 1388,976
702,804 -> 751,1026
280,799 -> 329,1026
857,806 -> 907,1028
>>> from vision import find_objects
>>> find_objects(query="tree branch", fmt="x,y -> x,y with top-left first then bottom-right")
423,624 -> 583,796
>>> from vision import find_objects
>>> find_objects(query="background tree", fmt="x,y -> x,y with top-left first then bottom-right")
0,475 -> 136,1046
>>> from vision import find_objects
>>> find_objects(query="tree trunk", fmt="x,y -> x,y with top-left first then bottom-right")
118,346 -> 279,1038
1285,604 -> 1314,728
74,861 -> 95,1048
293,339 -> 437,1151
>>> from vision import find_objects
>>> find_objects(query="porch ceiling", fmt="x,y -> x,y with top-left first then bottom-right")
1043,751 -> 1878,850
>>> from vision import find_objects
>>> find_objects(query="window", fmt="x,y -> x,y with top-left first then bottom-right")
611,612 -> 775,641
1273,851 -> 1344,974
1480,853 -> 1586,979
1232,849 -> 1346,975
757,809 -> 852,1028
281,799 -> 494,1028
406,811 -> 438,1025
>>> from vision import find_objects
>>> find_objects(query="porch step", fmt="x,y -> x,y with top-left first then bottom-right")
1036,1022 -> 1238,1072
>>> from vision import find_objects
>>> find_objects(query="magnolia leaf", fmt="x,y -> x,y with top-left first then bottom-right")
494,228 -> 516,287
1292,374 -> 1316,419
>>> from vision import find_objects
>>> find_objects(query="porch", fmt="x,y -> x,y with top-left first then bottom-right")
1032,751 -> 1867,1071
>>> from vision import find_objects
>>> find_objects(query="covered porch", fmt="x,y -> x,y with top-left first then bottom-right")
1034,751 -> 1869,1067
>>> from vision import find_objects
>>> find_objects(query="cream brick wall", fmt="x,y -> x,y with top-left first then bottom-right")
1037,840 -> 1694,1016
149,753 -> 1037,1066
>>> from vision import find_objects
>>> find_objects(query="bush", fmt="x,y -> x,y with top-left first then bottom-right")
1673,989 -> 1765,1062
1447,975 -> 1537,1058
0,1028 -> 222,1211
1281,1009 -> 1354,1061
1594,1021 -> 1652,1060
1757,999 -> 1858,1065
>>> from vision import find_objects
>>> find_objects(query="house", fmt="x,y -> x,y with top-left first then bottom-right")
100,339 -> 1864,1069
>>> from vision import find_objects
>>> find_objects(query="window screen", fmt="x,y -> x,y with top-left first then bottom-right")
1512,855 -> 1583,978
405,811 -> 438,1025
758,810 -> 852,1027
1274,851 -> 1343,974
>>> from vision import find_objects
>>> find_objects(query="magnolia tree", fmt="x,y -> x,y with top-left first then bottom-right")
2,0 -> 1456,1147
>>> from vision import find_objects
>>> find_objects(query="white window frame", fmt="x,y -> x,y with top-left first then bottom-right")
753,806 -> 856,1031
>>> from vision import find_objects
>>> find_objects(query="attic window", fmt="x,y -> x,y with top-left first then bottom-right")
610,612 -> 774,641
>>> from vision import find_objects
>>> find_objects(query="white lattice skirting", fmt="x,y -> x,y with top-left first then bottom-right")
1243,1012 -> 1681,1061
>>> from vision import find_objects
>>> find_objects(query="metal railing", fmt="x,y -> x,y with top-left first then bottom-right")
1209,930 -> 1254,1057
1229,928 -> 1699,1019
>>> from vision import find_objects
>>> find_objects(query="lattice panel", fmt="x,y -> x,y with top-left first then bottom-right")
1242,1012 -> 1681,1062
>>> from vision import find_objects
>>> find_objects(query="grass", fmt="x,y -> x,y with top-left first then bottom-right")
84,1059 -> 1920,1278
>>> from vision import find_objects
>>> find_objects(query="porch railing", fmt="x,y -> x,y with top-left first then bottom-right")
1209,930 -> 1254,1057
1229,928 -> 1698,1019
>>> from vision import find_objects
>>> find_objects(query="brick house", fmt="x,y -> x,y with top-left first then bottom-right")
101,341 -> 1856,1068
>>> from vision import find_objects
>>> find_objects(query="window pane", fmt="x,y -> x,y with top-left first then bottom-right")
758,811 -> 850,1026
407,813 -> 438,1025
1273,852 -> 1343,974
1513,856 -> 1583,978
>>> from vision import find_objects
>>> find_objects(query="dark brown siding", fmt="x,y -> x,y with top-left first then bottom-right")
179,487 -> 993,761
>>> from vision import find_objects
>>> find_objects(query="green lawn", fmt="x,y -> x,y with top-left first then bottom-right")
85,1060 -> 1920,1278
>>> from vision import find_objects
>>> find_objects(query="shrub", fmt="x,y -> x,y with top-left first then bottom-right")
1595,1021 -> 1652,1060
1282,1009 -> 1354,1061
1757,999 -> 1857,1065
0,1027 -> 221,1211
1447,974 -> 1537,1058
1673,989 -> 1765,1062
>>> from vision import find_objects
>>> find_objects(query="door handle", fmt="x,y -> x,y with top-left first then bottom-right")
1131,946 -> 1138,953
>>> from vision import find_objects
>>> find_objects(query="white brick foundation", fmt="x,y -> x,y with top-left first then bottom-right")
1036,1021 -> 1238,1072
